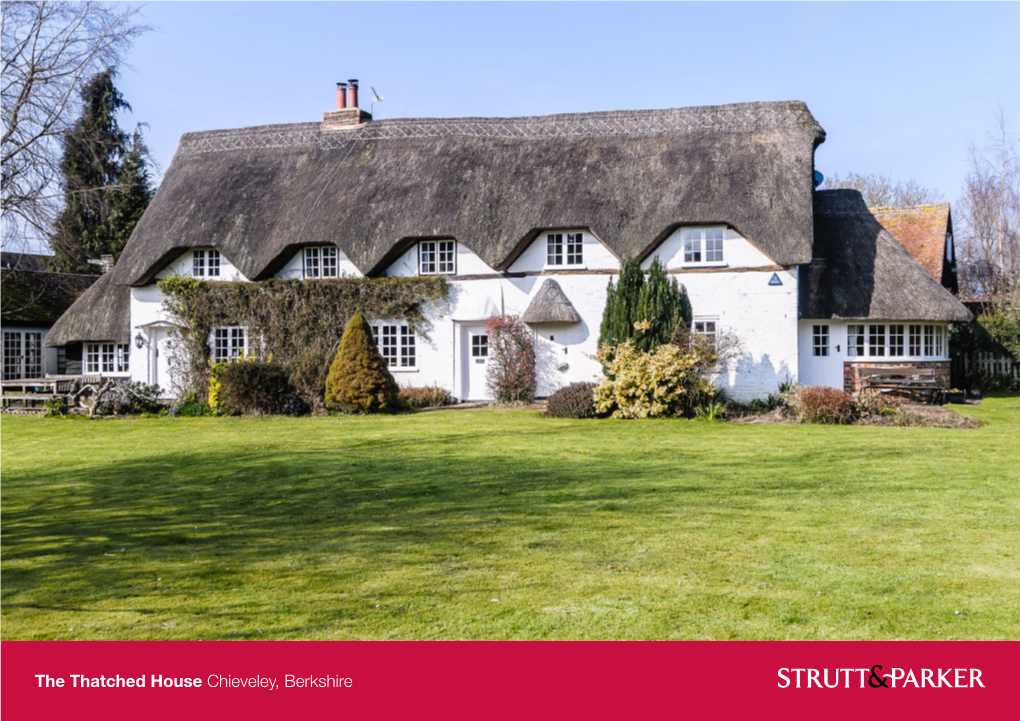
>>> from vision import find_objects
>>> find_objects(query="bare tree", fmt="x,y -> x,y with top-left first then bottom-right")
822,171 -> 944,207
956,109 -> 1020,299
1,1 -> 147,252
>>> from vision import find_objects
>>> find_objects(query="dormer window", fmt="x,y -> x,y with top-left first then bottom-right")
193,249 -> 221,277
547,232 -> 583,267
682,227 -> 725,265
304,246 -> 339,278
419,240 -> 456,275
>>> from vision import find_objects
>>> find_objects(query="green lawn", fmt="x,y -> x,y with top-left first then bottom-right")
2,397 -> 1018,640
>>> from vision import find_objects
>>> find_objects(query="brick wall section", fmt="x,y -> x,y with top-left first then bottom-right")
322,108 -> 372,130
843,361 -> 951,393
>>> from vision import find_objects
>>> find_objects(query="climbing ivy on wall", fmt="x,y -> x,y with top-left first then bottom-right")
158,276 -> 449,405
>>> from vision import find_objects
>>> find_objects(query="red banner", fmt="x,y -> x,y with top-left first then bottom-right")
2,641 -> 1015,719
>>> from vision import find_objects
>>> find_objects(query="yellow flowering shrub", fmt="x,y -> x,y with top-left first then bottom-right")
594,339 -> 717,419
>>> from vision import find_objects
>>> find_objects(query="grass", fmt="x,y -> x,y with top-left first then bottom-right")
2,396 -> 1018,641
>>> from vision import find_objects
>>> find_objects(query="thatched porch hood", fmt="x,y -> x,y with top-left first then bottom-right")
109,100 -> 827,286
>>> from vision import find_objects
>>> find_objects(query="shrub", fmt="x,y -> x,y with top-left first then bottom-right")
398,385 -> 455,409
281,392 -> 311,417
594,339 -> 716,419
695,400 -> 729,421
43,397 -> 68,418
852,390 -> 899,419
790,386 -> 857,424
217,361 -> 292,415
325,311 -> 400,413
486,315 -> 537,404
544,382 -> 599,418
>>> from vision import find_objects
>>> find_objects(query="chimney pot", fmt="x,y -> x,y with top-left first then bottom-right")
347,79 -> 359,109
335,82 -> 348,109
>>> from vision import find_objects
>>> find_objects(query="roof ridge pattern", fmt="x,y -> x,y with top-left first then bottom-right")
175,102 -> 820,158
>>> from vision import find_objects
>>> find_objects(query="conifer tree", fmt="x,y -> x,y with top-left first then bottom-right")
599,257 -> 693,352
48,70 -> 152,273
325,312 -> 400,413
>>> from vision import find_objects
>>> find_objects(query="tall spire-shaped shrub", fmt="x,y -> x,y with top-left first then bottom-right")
325,312 -> 400,413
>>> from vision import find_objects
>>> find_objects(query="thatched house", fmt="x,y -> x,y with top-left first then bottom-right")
44,86 -> 972,400
1,253 -> 97,379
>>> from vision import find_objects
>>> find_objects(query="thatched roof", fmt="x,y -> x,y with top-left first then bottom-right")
521,279 -> 582,324
44,272 -> 131,346
802,190 -> 972,322
870,204 -> 950,282
1,253 -> 97,326
110,101 -> 825,286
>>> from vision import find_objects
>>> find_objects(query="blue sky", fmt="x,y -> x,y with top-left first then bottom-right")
115,2 -> 1018,201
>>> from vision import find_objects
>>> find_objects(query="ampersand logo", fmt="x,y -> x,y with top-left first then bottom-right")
868,665 -> 889,688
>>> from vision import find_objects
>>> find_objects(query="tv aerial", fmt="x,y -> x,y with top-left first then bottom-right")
371,87 -> 384,117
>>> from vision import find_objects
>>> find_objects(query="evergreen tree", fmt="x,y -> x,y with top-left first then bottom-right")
324,312 -> 400,413
106,128 -> 155,256
48,70 -> 152,273
599,256 -> 694,352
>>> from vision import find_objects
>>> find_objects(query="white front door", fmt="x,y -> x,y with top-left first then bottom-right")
460,323 -> 491,401
150,329 -> 174,394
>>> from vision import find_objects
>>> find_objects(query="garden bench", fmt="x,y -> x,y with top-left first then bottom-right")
859,366 -> 941,403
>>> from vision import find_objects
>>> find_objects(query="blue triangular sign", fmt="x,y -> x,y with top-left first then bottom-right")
768,272 -> 782,286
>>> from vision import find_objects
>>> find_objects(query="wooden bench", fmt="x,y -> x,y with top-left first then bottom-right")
859,366 -> 942,402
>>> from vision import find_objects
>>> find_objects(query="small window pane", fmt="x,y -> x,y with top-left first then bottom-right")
566,233 -> 583,266
888,325 -> 904,356
812,324 -> 829,357
193,250 -> 206,277
547,234 -> 563,266
868,324 -> 886,357
208,250 -> 221,276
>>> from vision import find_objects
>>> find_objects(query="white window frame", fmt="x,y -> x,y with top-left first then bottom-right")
812,324 -> 829,357
692,318 -> 718,351
681,227 -> 726,267
419,240 -> 456,276
546,232 -> 584,268
847,322 -> 947,360
371,323 -> 417,369
193,249 -> 221,278
84,342 -> 130,374
3,330 -> 45,380
303,246 -> 339,278
211,326 -> 248,362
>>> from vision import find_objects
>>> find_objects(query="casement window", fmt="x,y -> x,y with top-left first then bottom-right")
419,240 -> 456,275
304,246 -> 339,278
212,326 -> 247,362
692,319 -> 718,351
888,324 -> 905,357
812,324 -> 829,357
193,249 -> 221,277
909,325 -> 922,356
867,325 -> 886,357
371,324 -> 416,368
846,324 -> 865,357
547,233 -> 583,267
84,343 -> 130,374
848,322 -> 945,359
682,227 -> 725,265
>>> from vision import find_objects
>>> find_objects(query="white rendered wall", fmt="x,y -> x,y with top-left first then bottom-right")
275,246 -> 362,279
385,240 -> 497,278
508,230 -> 619,273
155,249 -> 249,282
641,226 -> 777,270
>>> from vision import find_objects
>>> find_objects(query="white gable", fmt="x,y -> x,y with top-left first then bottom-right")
155,248 -> 249,282
641,226 -> 776,270
385,239 -> 496,277
276,245 -> 362,279
508,230 -> 619,273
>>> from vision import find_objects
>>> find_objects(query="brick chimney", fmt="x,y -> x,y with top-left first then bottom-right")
322,77 -> 372,130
